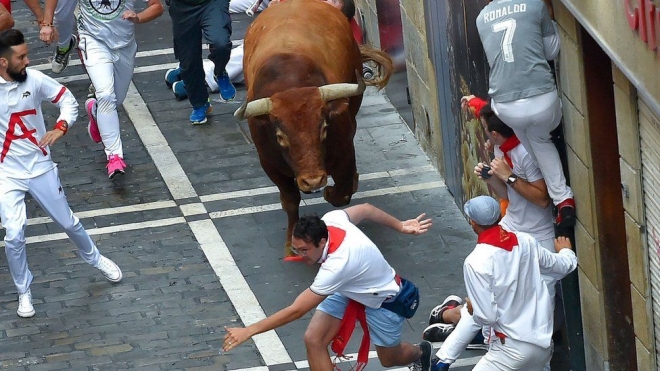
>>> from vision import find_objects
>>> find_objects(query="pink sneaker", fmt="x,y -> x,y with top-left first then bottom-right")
86,98 -> 102,143
107,154 -> 126,179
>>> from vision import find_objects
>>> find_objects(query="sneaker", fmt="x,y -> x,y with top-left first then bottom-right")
165,67 -> 182,88
555,198 -> 576,228
95,255 -> 123,283
172,80 -> 188,100
106,154 -> 126,180
423,323 -> 455,342
85,98 -> 102,143
408,341 -> 432,371
429,295 -> 464,325
17,289 -> 35,318
189,100 -> 213,125
216,70 -> 236,102
431,359 -> 450,371
466,331 -> 488,350
52,34 -> 78,74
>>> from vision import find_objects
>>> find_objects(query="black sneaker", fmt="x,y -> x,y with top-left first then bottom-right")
409,341 -> 433,371
52,35 -> 78,74
429,295 -> 464,325
423,323 -> 455,342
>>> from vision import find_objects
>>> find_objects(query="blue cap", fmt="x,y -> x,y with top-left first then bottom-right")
464,195 -> 501,226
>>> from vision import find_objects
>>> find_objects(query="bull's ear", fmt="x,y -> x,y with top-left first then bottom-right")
327,99 -> 350,120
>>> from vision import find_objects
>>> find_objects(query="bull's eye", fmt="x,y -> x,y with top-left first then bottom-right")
320,121 -> 328,141
276,128 -> 289,148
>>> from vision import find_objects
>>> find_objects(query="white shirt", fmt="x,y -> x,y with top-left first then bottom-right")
78,0 -> 137,50
495,143 -> 555,242
309,210 -> 400,308
464,228 -> 576,348
0,70 -> 78,179
229,0 -> 268,13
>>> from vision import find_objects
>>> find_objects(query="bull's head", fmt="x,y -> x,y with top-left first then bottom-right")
235,78 -> 365,193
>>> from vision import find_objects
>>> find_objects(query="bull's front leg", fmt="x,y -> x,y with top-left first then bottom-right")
324,147 -> 358,207
259,161 -> 302,259
279,183 -> 302,259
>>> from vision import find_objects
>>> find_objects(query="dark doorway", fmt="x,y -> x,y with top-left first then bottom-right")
581,26 -> 638,370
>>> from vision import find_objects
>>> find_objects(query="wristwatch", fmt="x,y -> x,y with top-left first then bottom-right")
506,174 -> 519,185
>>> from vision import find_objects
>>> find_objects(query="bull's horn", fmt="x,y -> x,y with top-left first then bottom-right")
318,77 -> 366,102
234,101 -> 248,121
238,97 -> 273,119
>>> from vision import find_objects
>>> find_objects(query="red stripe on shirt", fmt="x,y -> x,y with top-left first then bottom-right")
51,87 -> 67,104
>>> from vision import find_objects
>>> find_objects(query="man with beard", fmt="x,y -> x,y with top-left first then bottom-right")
0,29 -> 123,318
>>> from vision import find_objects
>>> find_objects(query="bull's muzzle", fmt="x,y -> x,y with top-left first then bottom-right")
297,173 -> 328,192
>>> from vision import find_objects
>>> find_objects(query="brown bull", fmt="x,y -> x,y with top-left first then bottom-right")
235,0 -> 392,258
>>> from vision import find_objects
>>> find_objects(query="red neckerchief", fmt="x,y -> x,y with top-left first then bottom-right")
477,226 -> 518,252
498,135 -> 521,169
327,226 -> 369,370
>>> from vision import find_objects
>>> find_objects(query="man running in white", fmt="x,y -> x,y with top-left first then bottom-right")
476,0 -> 575,228
447,196 -> 576,370
42,0 -> 163,180
0,29 -> 122,318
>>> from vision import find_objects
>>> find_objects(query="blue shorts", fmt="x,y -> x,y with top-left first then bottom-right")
317,293 -> 404,347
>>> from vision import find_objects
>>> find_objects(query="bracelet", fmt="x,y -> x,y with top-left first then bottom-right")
40,22 -> 53,28
54,120 -> 68,135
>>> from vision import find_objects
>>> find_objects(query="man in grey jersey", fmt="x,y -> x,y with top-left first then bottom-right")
477,0 -> 575,229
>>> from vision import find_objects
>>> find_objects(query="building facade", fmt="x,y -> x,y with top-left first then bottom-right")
357,0 -> 660,370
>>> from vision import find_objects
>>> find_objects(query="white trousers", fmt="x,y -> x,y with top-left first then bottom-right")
54,0 -> 77,48
473,337 -> 551,371
0,167 -> 100,294
435,305 -> 484,364
435,307 -> 552,371
201,43 -> 245,92
79,35 -> 137,159
492,90 -> 573,206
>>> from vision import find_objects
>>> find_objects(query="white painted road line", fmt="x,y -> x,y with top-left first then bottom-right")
121,81 -> 293,366
0,217 -> 186,247
124,82 -> 198,200
0,167 -> 437,228
1,180 -> 445,246
191,219 -> 293,366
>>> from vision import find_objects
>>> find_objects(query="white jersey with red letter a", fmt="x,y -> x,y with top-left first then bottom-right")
0,70 -> 78,179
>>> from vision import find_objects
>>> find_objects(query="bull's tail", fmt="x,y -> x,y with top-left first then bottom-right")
359,45 -> 393,90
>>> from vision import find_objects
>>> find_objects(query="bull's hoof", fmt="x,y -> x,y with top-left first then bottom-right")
324,186 -> 352,207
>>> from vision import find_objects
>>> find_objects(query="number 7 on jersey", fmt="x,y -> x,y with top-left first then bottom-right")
492,19 -> 517,63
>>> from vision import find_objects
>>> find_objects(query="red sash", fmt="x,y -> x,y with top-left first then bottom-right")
328,226 -> 370,370
1,0 -> 11,13
468,96 -> 488,119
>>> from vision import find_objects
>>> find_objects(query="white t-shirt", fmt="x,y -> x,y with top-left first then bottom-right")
78,0 -> 137,50
495,143 -> 555,242
464,228 -> 577,348
309,210 -> 400,308
0,70 -> 78,179
229,0 -> 268,13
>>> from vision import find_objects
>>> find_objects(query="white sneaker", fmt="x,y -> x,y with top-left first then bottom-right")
17,289 -> 35,318
95,255 -> 123,283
